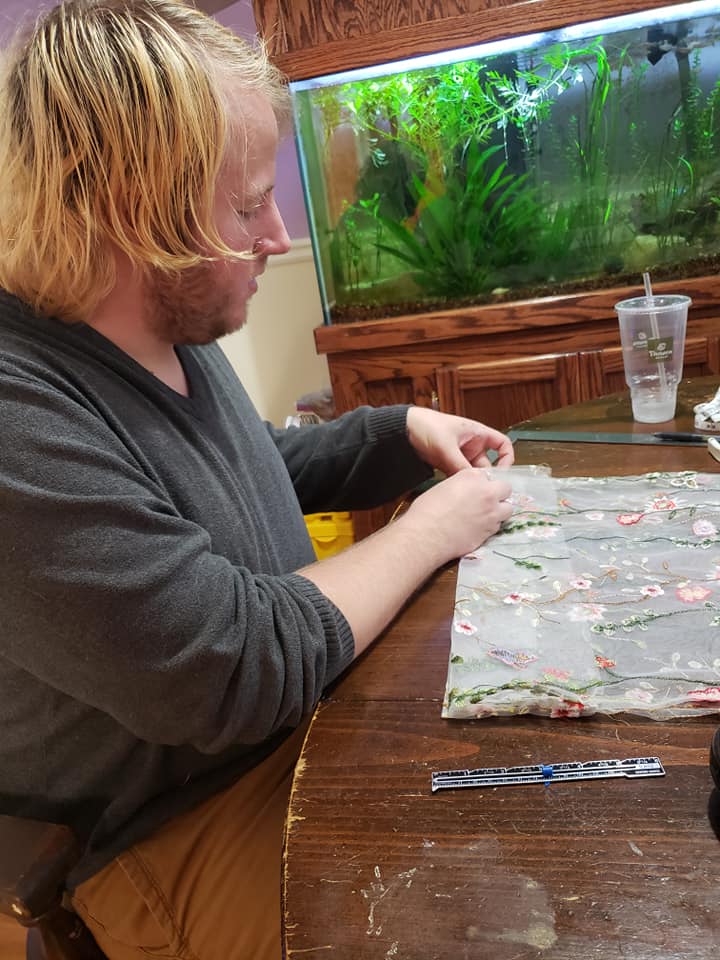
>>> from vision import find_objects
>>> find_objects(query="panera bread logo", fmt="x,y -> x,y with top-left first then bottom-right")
647,336 -> 673,362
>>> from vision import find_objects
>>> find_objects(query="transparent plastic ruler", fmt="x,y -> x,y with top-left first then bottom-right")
508,429 -> 707,446
431,756 -> 665,792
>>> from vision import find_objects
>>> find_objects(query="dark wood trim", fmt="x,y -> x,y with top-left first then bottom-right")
314,273 -> 720,355
262,0 -> 677,80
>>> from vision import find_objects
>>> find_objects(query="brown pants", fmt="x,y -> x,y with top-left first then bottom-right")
71,723 -> 309,960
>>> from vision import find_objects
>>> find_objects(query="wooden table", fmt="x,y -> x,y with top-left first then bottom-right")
283,378 -> 720,960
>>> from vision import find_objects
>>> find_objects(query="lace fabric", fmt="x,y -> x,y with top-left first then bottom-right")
443,466 -> 720,720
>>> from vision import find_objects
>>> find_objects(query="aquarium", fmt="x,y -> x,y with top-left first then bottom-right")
290,1 -> 720,325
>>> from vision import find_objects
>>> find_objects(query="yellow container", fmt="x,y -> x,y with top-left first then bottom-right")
304,512 -> 355,559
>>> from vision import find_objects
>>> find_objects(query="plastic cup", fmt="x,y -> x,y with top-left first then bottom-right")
614,294 -> 691,423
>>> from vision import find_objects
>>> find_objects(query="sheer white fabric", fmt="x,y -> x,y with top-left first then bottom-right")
443,467 -> 720,719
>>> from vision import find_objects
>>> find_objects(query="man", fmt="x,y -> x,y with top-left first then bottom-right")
0,2 -> 514,957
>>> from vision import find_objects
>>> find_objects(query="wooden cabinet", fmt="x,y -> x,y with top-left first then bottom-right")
435,352 -> 602,427
435,337 -> 720,426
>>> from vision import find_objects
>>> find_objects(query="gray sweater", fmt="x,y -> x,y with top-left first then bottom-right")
0,290 -> 431,886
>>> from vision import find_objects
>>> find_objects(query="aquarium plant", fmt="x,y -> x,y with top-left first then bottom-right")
291,1 -> 720,323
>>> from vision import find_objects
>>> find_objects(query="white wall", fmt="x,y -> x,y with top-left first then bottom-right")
215,3 -> 330,425
220,240 -> 330,426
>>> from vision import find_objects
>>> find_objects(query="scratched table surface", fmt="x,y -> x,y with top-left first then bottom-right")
283,378 -> 720,960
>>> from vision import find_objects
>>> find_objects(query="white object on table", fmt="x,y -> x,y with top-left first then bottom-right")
694,385 -> 720,432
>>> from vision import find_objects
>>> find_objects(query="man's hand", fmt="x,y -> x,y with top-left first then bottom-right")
403,467 -> 514,561
406,405 -> 514,475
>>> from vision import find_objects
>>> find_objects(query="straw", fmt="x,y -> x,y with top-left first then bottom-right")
642,271 -> 669,394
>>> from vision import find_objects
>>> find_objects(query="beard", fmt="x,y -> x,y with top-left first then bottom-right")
144,259 -> 248,346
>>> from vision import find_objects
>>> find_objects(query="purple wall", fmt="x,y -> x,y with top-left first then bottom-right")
215,2 -> 310,240
0,0 -> 47,40
0,0 -> 310,240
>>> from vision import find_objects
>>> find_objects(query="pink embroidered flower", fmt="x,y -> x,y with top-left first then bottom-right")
569,577 -> 592,590
501,591 -> 540,606
692,519 -> 718,537
640,584 -> 664,598
567,603 -> 607,622
584,512 -> 605,521
617,513 -> 644,525
647,495 -> 680,511
687,686 -> 720,703
550,700 -> 584,718
675,584 -> 712,603
595,655 -> 616,669
454,619 -> 477,635
545,667 -> 571,681
626,687 -> 654,703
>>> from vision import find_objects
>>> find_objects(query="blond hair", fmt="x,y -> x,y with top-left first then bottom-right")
0,0 -> 290,320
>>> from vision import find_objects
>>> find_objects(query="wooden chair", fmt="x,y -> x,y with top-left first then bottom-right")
0,815 -> 105,960
435,350 -> 605,429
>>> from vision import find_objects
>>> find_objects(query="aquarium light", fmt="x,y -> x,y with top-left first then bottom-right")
290,0 -> 720,91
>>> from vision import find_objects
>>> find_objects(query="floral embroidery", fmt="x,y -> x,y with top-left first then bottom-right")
443,469 -> 720,721
550,701 -> 584,718
594,655 -> 616,668
640,584 -> 664,598
487,648 -> 538,669
567,603 -> 607,622
693,519 -> 718,537
544,667 -> 571,681
502,591 -> 539,605
525,524 -> 559,540
647,495 -> 684,511
617,512 -> 644,525
675,584 -> 712,603
687,686 -> 720,702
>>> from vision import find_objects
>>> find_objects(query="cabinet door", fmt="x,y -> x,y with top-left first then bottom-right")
435,351 -> 604,430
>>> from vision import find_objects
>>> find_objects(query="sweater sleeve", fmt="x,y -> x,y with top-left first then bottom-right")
0,373 -> 354,753
266,404 -> 434,513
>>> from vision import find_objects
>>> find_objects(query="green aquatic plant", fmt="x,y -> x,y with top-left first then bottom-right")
627,45 -> 720,258
373,142 -> 540,298
561,41 -> 630,269
308,14 -> 720,317
334,43 -> 602,195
